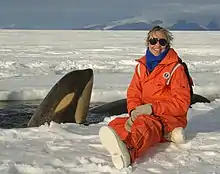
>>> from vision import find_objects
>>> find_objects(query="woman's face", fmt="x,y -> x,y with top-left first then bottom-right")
148,31 -> 168,56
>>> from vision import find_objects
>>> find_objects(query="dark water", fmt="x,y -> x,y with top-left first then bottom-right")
0,101 -> 39,129
0,100 -> 108,129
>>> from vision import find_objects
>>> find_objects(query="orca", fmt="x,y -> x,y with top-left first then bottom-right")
27,68 -> 93,127
88,94 -> 211,116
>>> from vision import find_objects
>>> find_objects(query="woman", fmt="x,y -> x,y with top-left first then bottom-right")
99,26 -> 191,170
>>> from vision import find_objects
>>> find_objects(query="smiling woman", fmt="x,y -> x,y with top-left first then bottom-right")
146,26 -> 173,56
98,25 -> 197,170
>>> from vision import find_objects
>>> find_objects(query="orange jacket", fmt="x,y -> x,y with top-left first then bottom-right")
127,48 -> 191,132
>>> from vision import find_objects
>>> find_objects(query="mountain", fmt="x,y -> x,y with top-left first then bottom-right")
169,20 -> 207,31
82,24 -> 107,30
81,19 -> 220,31
108,22 -> 152,30
82,19 -> 162,30
1,1 -> 220,30
206,20 -> 220,30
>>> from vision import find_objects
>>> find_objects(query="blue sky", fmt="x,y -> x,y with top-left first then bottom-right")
1,0 -> 220,29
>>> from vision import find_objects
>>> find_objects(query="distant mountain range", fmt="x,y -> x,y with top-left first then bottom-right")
1,1 -> 220,31
81,19 -> 220,31
1,19 -> 220,31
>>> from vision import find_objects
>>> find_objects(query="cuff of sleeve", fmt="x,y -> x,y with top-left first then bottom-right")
129,109 -> 135,116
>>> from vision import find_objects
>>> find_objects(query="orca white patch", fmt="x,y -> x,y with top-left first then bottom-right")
163,72 -> 170,79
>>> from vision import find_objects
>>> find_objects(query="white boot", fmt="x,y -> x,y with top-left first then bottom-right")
165,127 -> 186,144
99,126 -> 131,169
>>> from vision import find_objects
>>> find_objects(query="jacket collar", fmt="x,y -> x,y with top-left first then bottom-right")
136,48 -> 179,66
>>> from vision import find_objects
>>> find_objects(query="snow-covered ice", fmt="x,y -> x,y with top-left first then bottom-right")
0,30 -> 220,173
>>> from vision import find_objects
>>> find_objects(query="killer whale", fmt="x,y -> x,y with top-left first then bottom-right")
28,68 -> 93,127
88,94 -> 210,116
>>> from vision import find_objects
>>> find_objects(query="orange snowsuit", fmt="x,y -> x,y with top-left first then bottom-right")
108,48 -> 191,162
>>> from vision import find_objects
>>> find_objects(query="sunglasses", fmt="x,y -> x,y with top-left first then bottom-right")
148,38 -> 168,46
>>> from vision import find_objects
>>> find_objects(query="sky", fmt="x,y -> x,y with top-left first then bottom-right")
0,30 -> 220,173
1,0 -> 220,29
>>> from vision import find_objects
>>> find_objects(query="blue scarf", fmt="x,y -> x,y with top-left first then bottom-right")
146,48 -> 169,72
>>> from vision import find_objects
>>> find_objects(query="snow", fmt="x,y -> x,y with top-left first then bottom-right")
0,30 -> 220,173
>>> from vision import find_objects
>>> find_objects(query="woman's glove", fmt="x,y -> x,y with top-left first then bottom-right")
124,104 -> 152,132
135,104 -> 152,116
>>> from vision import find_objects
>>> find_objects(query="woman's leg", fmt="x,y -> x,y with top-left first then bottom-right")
108,117 -> 130,140
99,117 -> 131,169
125,115 -> 163,162
99,115 -> 163,168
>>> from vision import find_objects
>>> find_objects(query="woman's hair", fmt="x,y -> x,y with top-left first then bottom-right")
146,25 -> 173,47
